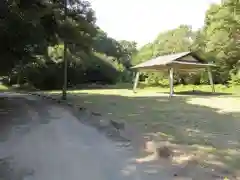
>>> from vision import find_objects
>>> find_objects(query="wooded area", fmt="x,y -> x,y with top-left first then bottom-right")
0,0 -> 239,90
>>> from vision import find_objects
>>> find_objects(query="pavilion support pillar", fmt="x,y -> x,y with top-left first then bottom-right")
169,67 -> 174,97
133,71 -> 140,93
207,67 -> 215,93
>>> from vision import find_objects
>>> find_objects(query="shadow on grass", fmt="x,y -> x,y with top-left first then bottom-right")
166,90 -> 233,96
71,83 -> 152,91
0,96 -> 34,141
66,92 -> 240,177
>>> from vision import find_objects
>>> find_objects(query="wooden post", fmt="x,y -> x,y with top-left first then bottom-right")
169,67 -> 174,97
62,0 -> 68,100
133,72 -> 140,93
207,67 -> 215,93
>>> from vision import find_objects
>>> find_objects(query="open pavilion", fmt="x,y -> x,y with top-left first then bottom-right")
131,51 -> 216,96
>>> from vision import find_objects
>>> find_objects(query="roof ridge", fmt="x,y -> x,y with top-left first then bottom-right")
132,51 -> 191,69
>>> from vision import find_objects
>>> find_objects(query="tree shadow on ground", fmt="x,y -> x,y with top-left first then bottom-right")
0,95 -> 53,142
66,92 -> 240,178
167,90 -> 233,96
0,97 -> 27,141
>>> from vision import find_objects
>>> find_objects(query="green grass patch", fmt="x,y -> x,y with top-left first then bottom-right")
46,84 -> 240,95
44,84 -> 240,174
0,84 -> 9,91
138,84 -> 240,94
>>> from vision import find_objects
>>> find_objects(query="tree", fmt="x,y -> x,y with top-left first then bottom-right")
92,28 -> 122,59
133,25 -> 195,86
194,0 -> 240,84
0,0 -> 96,74
154,25 -> 193,56
118,40 -> 137,68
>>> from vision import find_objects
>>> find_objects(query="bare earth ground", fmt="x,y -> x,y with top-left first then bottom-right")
0,92 -> 178,180
41,88 -> 240,179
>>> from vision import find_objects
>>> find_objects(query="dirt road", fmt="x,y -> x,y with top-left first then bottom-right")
0,92 -> 172,180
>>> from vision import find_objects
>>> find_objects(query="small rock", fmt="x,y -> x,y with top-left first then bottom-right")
79,107 -> 86,111
91,112 -> 101,116
156,146 -> 173,158
110,120 -> 125,131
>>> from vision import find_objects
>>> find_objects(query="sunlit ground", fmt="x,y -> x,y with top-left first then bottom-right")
43,85 -> 240,177
0,84 -> 8,91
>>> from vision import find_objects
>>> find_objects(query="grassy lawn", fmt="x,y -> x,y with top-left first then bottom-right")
45,85 -> 240,176
0,84 -> 9,91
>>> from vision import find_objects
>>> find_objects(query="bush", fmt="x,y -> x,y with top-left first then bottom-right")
229,72 -> 240,86
144,72 -> 169,87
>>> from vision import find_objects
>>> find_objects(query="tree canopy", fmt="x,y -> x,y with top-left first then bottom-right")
0,0 -> 239,89
133,0 -> 240,86
193,0 -> 240,84
0,0 -> 96,72
133,25 -> 194,65
0,0 -> 137,89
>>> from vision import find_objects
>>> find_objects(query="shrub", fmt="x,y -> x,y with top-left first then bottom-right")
229,73 -> 240,86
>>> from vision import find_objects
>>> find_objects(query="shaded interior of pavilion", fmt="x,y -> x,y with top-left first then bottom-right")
131,52 -> 216,97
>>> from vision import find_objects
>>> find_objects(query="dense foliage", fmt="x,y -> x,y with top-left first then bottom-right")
196,0 -> 240,85
133,0 -> 240,86
0,0 -> 239,89
0,0 -> 137,89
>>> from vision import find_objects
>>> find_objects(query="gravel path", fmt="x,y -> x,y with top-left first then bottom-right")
0,92 -> 172,180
